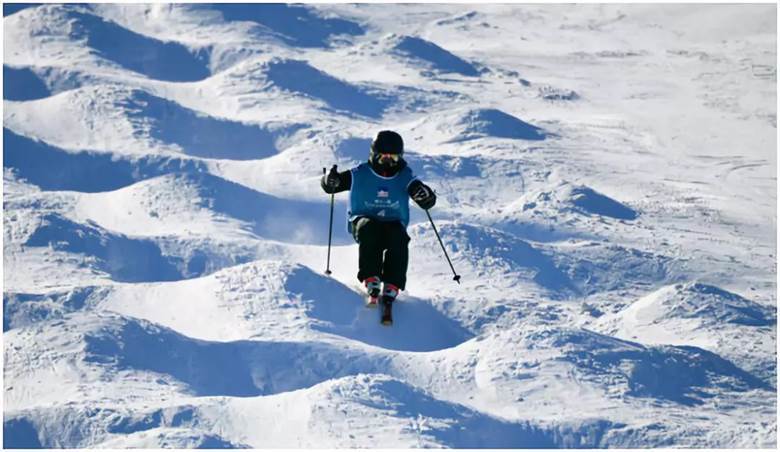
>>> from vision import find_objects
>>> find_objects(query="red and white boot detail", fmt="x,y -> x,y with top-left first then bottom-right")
382,283 -> 399,301
364,276 -> 381,307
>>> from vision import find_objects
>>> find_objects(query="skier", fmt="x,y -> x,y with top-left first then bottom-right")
321,130 -> 436,325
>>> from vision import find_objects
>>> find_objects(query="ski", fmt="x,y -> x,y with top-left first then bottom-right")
380,296 -> 393,326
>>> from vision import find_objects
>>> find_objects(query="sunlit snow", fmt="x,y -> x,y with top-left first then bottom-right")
3,3 -> 776,448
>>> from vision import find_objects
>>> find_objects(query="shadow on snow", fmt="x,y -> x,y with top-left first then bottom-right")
3,286 -> 103,332
530,328 -> 773,406
450,109 -> 547,141
3,128 -> 207,192
265,59 -> 393,118
207,3 -> 364,48
24,213 -> 183,283
3,3 -> 40,17
285,265 -> 473,352
69,8 -> 209,82
392,35 -> 480,76
161,172 -> 353,246
121,89 -> 305,160
3,65 -> 51,101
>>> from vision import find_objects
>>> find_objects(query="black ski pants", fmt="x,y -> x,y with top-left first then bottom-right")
353,217 -> 410,290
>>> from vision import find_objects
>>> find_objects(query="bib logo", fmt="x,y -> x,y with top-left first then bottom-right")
377,187 -> 389,198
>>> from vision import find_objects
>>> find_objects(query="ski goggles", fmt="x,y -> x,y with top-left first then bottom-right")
374,152 -> 400,162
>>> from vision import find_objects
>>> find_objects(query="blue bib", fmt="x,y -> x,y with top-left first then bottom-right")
348,163 -> 416,233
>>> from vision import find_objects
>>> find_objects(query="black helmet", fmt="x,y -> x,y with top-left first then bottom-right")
370,130 -> 404,155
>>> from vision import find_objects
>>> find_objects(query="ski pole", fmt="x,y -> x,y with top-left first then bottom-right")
323,166 -> 336,275
425,209 -> 461,284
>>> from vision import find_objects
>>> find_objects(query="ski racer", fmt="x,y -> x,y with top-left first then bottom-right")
321,130 -> 436,325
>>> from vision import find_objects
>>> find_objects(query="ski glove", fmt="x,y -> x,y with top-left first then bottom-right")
410,181 -> 436,210
321,165 -> 341,193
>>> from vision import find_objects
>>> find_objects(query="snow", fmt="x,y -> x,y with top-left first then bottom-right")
2,3 -> 776,448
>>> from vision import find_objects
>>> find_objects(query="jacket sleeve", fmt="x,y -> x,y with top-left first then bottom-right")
321,169 -> 352,194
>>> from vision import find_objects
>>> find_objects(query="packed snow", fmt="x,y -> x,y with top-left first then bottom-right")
3,3 -> 776,448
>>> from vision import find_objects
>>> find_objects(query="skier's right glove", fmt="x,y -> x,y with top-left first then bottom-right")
321,165 -> 340,193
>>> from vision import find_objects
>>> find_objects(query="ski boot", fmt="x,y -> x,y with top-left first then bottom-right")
364,276 -> 381,308
380,283 -> 399,326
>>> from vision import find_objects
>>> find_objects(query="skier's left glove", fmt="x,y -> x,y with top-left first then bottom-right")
410,182 -> 436,210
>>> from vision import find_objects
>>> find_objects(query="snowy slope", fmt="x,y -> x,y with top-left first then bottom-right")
3,3 -> 776,448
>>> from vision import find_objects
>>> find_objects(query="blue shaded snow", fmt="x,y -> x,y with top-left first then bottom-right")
570,186 -> 638,220
266,59 -> 392,118
285,265 -> 473,351
393,35 -> 479,76
3,128 -> 206,192
3,66 -> 50,101
531,328 -> 773,406
208,3 -> 364,48
3,3 -> 40,17
68,8 -> 209,82
25,213 -> 183,283
4,287 -> 99,332
662,282 -> 775,327
453,109 -> 547,141
120,89 -> 305,159
3,418 -> 42,449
